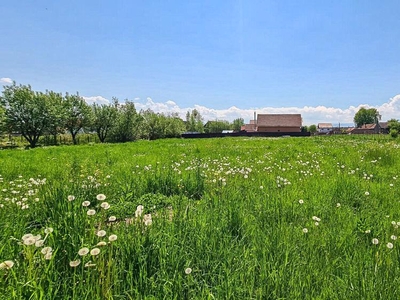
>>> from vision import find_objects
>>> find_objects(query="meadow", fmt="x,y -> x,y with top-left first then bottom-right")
0,135 -> 400,299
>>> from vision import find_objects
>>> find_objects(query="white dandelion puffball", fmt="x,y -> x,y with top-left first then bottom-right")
391,235 -> 397,240
44,227 -> 54,234
78,247 -> 90,256
82,201 -> 90,207
96,230 -> 106,237
22,233 -> 34,241
336,203 -> 341,208
185,267 -> 192,275
372,238 -> 379,245
387,242 -> 394,249
96,241 -> 107,247
96,194 -> 106,201
90,248 -> 101,256
44,252 -> 52,260
0,260 -> 14,270
100,202 -> 110,210
85,262 -> 96,268
41,247 -> 53,255
23,236 -> 36,246
365,191 -> 370,196
35,240 -> 45,247
87,209 -> 96,216
69,259 -> 81,267
298,199 -> 304,204
108,216 -> 117,222
144,214 -> 152,226
302,228 -> 308,233
108,234 -> 118,242
67,195 -> 75,201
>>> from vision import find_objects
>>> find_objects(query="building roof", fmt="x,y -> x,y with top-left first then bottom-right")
318,123 -> 333,129
257,114 -> 302,127
359,123 -> 378,129
379,122 -> 388,129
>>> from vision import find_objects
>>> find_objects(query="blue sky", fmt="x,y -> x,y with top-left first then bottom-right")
1,0 -> 400,124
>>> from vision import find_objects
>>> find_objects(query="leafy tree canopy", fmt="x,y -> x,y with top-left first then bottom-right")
354,107 -> 380,127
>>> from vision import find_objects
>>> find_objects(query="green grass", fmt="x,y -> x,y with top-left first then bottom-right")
0,135 -> 400,299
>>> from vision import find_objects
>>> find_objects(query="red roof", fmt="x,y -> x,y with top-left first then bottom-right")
257,114 -> 302,127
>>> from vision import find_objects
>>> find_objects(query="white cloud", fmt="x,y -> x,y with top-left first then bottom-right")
85,94 -> 400,126
0,78 -> 13,84
82,96 -> 110,105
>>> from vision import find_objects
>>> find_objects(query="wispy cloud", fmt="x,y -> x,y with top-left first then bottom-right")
83,94 -> 400,125
0,78 -> 13,84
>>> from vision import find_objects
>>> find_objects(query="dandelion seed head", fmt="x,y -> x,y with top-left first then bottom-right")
391,235 -> 397,240
78,247 -> 89,256
41,247 -> 52,255
67,195 -> 75,201
108,216 -> 116,222
23,237 -> 36,245
96,194 -> 106,201
0,260 -> 14,270
69,259 -> 81,267
302,228 -> 308,233
87,209 -> 96,216
82,201 -> 90,207
365,191 -> 370,196
44,227 -> 53,234
298,199 -> 304,204
100,202 -> 110,210
372,238 -> 379,245
96,230 -> 106,237
96,241 -> 107,246
185,267 -> 192,275
90,248 -> 100,256
108,234 -> 118,242
35,240 -> 45,247
387,242 -> 394,249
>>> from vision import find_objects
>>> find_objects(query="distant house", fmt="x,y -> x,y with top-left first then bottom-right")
241,120 -> 257,132
256,114 -> 302,133
317,123 -> 333,134
349,123 -> 380,134
379,122 -> 389,134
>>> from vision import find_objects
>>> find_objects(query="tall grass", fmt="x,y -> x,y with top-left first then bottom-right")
0,135 -> 399,299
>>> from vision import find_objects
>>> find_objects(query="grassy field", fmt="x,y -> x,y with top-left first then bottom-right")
0,135 -> 400,299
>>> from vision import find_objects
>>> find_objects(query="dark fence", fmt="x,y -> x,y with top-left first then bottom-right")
181,131 -> 311,138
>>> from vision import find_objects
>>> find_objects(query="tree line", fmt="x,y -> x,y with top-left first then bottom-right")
0,83 -> 245,148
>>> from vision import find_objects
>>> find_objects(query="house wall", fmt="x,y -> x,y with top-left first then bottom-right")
257,126 -> 300,133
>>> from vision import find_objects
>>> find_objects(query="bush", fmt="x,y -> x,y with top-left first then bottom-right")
390,129 -> 398,138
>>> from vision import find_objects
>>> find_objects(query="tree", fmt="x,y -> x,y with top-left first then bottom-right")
231,118 -> 244,132
185,109 -> 204,133
308,124 -> 317,134
354,108 -> 380,128
0,83 -> 50,148
44,90 -> 66,145
204,120 -> 231,133
91,103 -> 117,142
63,93 -> 93,145
110,100 -> 140,143
139,109 -> 164,140
163,113 -> 185,138
388,119 -> 400,132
